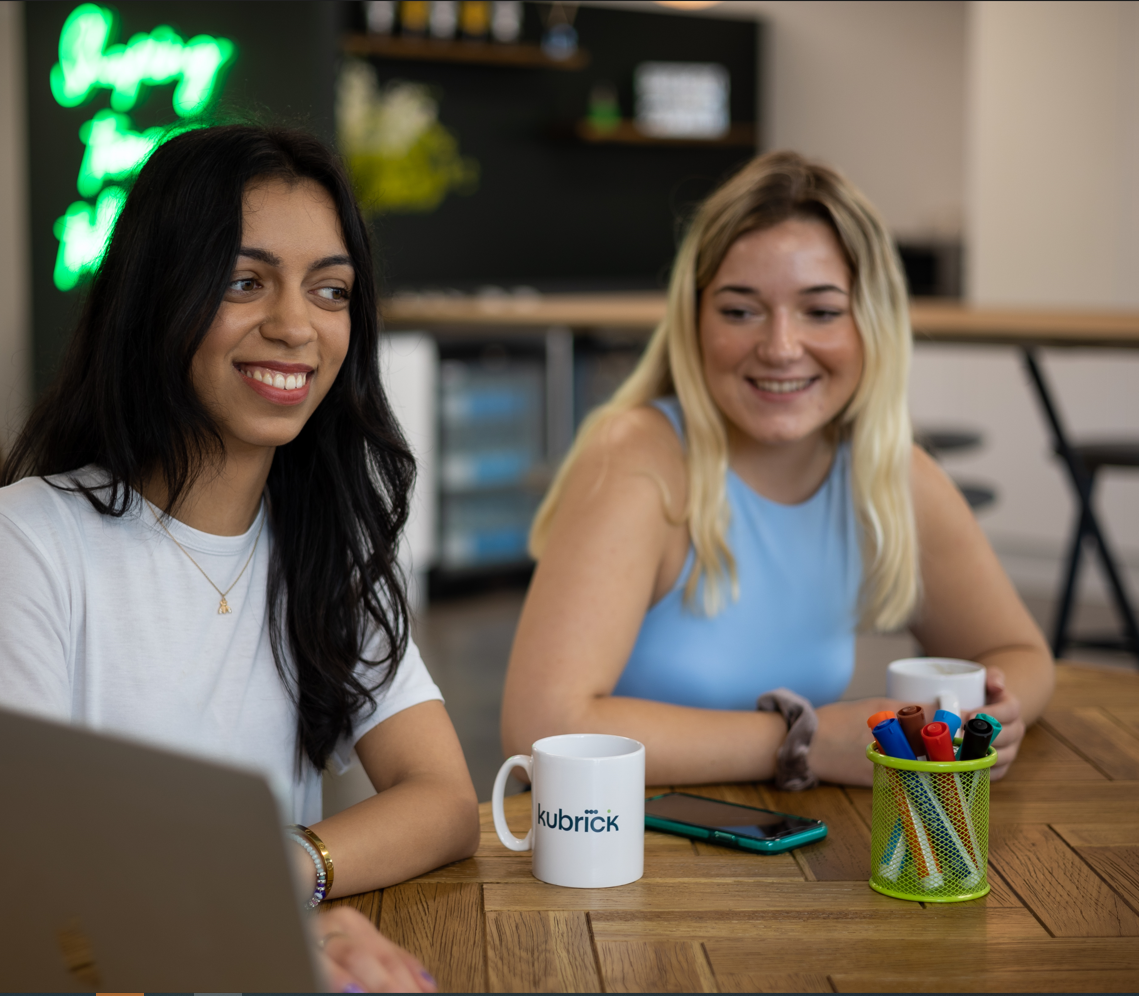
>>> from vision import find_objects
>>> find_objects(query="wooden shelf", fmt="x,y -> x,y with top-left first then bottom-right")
575,120 -> 757,148
383,293 -> 1139,347
342,33 -> 589,70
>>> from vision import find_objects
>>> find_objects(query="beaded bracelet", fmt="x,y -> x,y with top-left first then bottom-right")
286,824 -> 335,908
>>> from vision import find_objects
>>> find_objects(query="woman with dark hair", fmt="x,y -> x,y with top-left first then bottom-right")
0,125 -> 477,991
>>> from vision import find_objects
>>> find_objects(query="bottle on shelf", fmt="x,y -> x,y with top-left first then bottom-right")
430,0 -> 459,39
490,1 -> 523,43
364,0 -> 396,34
459,1 -> 491,41
400,0 -> 430,36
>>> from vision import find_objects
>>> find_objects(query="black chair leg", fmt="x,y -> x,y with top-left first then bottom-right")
1052,508 -> 1089,659
1090,519 -> 1139,657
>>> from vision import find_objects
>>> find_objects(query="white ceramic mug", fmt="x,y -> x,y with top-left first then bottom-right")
492,733 -> 645,889
886,657 -> 987,718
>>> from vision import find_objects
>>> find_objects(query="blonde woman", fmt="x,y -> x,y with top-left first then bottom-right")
501,152 -> 1053,788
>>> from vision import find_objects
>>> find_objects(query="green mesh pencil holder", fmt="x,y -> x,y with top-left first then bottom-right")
867,743 -> 997,902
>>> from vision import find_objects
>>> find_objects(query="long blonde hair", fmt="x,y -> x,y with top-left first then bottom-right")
530,151 -> 918,632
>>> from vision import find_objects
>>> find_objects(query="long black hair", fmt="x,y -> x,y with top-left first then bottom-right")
2,126 -> 415,771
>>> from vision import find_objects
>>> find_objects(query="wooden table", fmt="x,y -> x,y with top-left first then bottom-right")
326,663 -> 1139,992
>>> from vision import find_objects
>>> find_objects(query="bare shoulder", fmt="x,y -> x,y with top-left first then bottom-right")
566,404 -> 688,508
909,443 -> 989,560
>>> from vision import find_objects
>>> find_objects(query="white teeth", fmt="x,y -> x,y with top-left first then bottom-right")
239,365 -> 310,389
755,378 -> 812,393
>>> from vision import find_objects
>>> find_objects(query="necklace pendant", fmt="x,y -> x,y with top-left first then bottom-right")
218,595 -> 232,615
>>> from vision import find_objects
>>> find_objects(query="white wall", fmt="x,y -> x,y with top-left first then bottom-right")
0,0 -> 31,456
588,0 -> 967,240
949,0 -> 1139,597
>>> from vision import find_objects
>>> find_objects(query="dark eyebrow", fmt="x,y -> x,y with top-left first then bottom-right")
712,283 -> 849,297
236,248 -> 353,272
309,254 -> 354,272
237,246 -> 282,266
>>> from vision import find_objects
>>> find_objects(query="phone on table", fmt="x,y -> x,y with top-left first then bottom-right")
644,791 -> 827,853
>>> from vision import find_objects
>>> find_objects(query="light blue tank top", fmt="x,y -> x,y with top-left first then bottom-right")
613,397 -> 862,709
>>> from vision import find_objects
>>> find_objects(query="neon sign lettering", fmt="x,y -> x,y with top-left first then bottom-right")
50,3 -> 234,118
49,4 -> 235,291
52,186 -> 127,292
76,109 -> 166,198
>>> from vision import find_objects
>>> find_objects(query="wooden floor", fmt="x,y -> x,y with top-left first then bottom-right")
326,663 -> 1139,993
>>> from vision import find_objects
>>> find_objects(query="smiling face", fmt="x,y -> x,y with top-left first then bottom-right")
698,216 -> 863,456
190,177 -> 354,458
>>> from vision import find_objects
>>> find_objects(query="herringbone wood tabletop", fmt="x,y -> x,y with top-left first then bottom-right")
326,662 -> 1139,993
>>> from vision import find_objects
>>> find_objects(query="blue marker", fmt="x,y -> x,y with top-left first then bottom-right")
873,718 -> 917,761
934,708 -> 961,740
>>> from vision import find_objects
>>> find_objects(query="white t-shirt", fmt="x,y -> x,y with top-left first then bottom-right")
0,469 -> 442,823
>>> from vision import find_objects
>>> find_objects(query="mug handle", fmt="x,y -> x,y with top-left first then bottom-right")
492,754 -> 534,852
938,691 -> 961,718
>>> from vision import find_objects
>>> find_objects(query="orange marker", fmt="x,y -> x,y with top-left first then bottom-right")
866,710 -> 896,752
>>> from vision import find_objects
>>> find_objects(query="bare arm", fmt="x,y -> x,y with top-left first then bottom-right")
310,700 -> 480,897
501,408 -> 789,785
907,445 -> 1055,776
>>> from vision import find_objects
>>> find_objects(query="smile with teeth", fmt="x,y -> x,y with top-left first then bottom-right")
238,365 -> 309,390
751,377 -> 816,393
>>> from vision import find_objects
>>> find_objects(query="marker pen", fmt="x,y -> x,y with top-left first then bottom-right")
874,718 -> 954,887
933,708 -> 961,740
921,720 -> 984,883
897,705 -> 927,758
886,769 -> 942,888
958,718 -> 994,761
920,721 -> 955,763
873,718 -> 917,761
908,769 -> 980,887
964,713 -> 1002,809
866,710 -> 896,753
976,713 -> 1003,744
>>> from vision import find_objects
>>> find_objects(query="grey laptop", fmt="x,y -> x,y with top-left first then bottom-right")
0,706 -> 321,991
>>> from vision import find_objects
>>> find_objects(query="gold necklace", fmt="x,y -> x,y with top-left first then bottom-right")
148,502 -> 265,614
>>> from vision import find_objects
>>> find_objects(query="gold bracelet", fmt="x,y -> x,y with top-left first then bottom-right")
292,824 -> 335,894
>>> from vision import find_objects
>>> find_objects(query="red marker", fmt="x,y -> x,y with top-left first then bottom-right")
920,721 -> 956,763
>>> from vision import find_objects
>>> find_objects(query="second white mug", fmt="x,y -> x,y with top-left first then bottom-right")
886,657 -> 986,718
491,733 -> 645,889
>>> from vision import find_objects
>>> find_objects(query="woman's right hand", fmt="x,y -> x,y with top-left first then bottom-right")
316,906 -> 436,993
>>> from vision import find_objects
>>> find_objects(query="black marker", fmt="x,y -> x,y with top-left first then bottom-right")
957,717 -> 993,761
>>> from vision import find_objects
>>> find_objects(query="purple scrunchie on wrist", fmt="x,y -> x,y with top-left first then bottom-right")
757,688 -> 820,791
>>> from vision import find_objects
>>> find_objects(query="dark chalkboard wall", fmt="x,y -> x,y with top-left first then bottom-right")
355,4 -> 761,294
24,1 -> 338,392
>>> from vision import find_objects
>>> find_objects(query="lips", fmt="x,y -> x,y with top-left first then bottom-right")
747,375 -> 819,397
235,362 -> 313,405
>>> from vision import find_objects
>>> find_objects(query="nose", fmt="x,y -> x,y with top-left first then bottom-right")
756,306 -> 804,365
260,283 -> 317,348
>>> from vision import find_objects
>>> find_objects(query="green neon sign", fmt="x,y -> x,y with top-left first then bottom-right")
52,186 -> 127,292
49,4 -> 235,291
76,109 -> 165,198
50,3 -> 234,118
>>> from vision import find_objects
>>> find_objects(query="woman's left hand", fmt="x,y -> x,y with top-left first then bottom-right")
968,666 -> 1024,781
315,906 -> 437,993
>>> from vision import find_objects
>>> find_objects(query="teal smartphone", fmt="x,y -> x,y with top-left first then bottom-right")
644,791 -> 827,853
